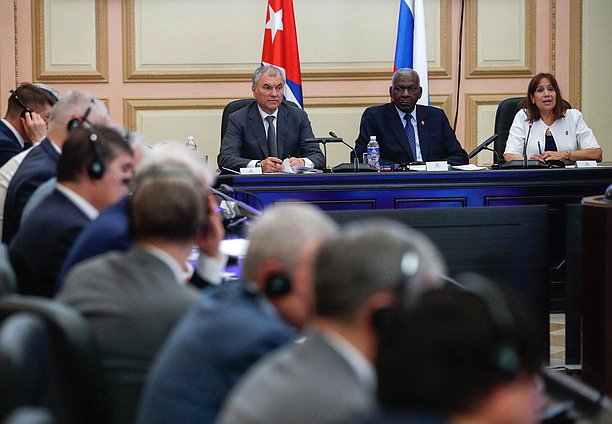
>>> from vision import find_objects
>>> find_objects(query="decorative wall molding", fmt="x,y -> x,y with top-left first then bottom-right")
466,0 -> 536,78
569,0 -> 582,109
32,0 -> 108,82
465,93 -> 523,160
429,0 -> 452,79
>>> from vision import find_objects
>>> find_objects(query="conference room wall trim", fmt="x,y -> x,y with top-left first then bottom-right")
121,0 -> 451,83
568,0 -> 582,109
32,0 -> 108,82
465,0 -> 536,78
465,93 -> 524,165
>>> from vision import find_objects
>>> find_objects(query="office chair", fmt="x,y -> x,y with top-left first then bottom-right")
492,97 -> 572,163
0,295 -> 111,424
493,97 -> 525,164
220,98 -> 301,142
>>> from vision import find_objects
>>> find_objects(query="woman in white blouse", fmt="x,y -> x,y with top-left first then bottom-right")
504,73 -> 602,163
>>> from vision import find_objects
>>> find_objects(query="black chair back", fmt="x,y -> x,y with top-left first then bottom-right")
493,97 -> 525,163
0,295 -> 111,424
220,99 -> 257,142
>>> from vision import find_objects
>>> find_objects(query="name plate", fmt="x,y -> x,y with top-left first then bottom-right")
426,161 -> 449,171
239,167 -> 263,175
575,160 -> 597,168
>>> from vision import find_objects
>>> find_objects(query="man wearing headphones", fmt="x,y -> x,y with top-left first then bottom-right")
217,220 -> 446,424
3,90 -> 109,243
0,83 -> 58,167
9,125 -> 134,297
371,281 -> 544,424
57,158 -> 216,424
136,203 -> 338,424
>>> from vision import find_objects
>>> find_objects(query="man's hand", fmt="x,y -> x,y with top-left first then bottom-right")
288,157 -> 305,168
261,156 -> 283,173
21,112 -> 47,144
196,194 -> 225,258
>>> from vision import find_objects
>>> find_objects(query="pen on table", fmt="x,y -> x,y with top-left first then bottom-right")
537,141 -> 543,156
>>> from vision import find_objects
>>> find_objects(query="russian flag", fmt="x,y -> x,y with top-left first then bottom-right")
261,0 -> 304,108
394,0 -> 429,105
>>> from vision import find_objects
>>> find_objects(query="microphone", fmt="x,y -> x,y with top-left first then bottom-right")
523,121 -> 533,169
210,187 -> 262,218
467,134 -> 498,159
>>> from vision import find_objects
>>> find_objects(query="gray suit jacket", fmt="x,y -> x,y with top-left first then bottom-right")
217,330 -> 376,424
57,246 -> 200,424
217,101 -> 324,171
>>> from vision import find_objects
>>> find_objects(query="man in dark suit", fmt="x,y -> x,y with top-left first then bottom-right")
0,83 -> 57,167
217,65 -> 324,173
355,68 -> 468,166
9,125 -> 134,297
2,90 -> 109,244
57,159 -> 218,424
217,220 -> 446,424
136,203 -> 338,424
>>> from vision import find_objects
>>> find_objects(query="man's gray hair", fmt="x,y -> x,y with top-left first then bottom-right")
48,90 -> 108,132
252,65 -> 283,86
315,219 -> 446,322
392,68 -> 420,87
242,203 -> 337,282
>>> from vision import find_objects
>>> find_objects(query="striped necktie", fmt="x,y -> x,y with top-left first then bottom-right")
404,114 -> 417,160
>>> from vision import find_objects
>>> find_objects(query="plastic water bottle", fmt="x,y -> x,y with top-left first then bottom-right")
185,136 -> 197,151
367,136 -> 380,169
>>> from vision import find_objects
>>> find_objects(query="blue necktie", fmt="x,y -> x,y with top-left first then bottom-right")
404,115 -> 417,160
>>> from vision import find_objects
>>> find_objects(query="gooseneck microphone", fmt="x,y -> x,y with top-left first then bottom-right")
329,131 -> 360,171
522,121 -> 533,169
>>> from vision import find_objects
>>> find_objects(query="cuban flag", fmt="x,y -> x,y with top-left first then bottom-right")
261,0 -> 304,108
394,0 -> 429,105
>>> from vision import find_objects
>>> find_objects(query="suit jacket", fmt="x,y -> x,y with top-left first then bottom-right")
136,282 -> 294,424
217,330 -> 376,424
57,197 -> 211,292
217,101 -> 324,171
9,188 -> 91,297
355,103 -> 468,165
0,120 -> 25,168
57,246 -> 201,424
3,138 -> 60,243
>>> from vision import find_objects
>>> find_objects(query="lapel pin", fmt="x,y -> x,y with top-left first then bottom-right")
421,120 -> 425,125
565,130 -> 568,135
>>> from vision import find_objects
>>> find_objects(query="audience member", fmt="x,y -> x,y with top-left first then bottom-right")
0,83 -> 58,167
9,125 -> 133,297
355,68 -> 468,166
504,72 -> 602,163
216,220 -> 446,424
0,83 -> 59,239
3,91 -> 109,243
217,65 -> 324,173
56,143 -> 223,291
57,157 -> 219,424
136,203 -> 337,424
372,278 -> 544,424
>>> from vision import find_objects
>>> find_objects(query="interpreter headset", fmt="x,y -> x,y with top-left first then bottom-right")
67,98 -> 105,180
10,89 -> 33,120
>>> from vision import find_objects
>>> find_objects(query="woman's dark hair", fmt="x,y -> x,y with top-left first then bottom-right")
521,72 -> 568,121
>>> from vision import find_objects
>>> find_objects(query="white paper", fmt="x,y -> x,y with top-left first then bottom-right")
220,238 -> 250,257
240,167 -> 262,175
281,158 -> 296,173
451,164 -> 487,171
426,161 -> 449,171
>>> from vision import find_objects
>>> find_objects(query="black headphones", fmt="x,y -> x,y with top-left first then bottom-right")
10,89 -> 33,120
461,275 -> 521,382
264,272 -> 293,298
67,99 -> 105,180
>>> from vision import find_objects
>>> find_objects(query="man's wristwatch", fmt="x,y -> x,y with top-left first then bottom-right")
255,161 -> 262,167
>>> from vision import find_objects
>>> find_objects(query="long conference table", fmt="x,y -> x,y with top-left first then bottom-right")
218,165 -> 611,363
217,166 -> 611,211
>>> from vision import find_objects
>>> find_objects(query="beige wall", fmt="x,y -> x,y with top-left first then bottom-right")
1,0 -> 609,168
